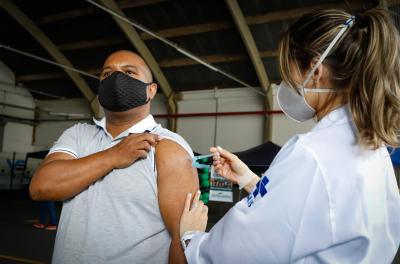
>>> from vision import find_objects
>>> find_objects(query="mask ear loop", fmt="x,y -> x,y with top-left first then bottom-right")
300,16 -> 355,96
145,82 -> 155,103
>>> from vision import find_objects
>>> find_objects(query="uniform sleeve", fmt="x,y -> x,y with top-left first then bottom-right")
185,138 -> 334,263
47,124 -> 80,158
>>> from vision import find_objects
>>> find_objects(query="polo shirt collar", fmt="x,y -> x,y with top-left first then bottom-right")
93,114 -> 158,138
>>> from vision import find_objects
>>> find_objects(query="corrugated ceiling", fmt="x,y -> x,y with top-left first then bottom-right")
0,0 -> 398,99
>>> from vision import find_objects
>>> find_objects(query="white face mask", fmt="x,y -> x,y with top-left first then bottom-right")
277,16 -> 355,123
277,82 -> 340,122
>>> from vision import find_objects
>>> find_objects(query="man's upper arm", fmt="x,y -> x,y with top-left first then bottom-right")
156,139 -> 199,236
40,152 -> 76,167
47,125 -> 80,159
34,125 -> 80,174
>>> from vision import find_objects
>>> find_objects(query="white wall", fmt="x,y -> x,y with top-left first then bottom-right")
0,61 -> 35,120
176,88 -> 265,154
0,61 -> 36,154
34,94 -> 169,150
0,61 -> 13,83
34,98 -> 92,150
0,58 -> 316,159
34,120 -> 80,151
36,98 -> 92,120
3,122 -> 34,153
0,61 -> 37,187
151,94 -> 168,128
175,86 -> 315,153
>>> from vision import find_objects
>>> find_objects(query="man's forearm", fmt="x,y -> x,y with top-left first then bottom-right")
168,236 -> 186,264
30,150 -> 114,201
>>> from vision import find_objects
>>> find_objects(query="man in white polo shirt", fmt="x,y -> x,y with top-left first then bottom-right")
30,50 -> 198,264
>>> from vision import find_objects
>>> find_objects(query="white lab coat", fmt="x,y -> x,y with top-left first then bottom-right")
185,105 -> 400,263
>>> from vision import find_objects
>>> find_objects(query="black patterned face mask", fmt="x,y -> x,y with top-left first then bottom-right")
98,71 -> 151,112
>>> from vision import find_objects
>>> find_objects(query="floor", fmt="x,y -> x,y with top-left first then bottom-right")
0,190 -> 399,264
0,190 -> 58,264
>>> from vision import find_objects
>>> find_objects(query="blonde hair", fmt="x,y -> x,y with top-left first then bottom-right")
279,8 -> 400,149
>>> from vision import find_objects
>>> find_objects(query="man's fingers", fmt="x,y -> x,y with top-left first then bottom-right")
183,193 -> 192,213
136,150 -> 148,159
137,141 -> 151,152
141,134 -> 160,146
130,133 -> 160,146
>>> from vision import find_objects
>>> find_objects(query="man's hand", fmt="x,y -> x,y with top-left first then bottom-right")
30,133 -> 160,201
107,133 -> 160,169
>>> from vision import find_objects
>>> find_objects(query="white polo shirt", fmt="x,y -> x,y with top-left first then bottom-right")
49,115 -> 194,264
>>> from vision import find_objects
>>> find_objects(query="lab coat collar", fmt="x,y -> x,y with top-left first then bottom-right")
311,104 -> 351,132
93,114 -> 158,138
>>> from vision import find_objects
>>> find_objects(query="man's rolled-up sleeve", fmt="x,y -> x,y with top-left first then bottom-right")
47,125 -> 80,159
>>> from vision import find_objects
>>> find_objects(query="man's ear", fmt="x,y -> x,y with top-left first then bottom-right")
148,83 -> 158,100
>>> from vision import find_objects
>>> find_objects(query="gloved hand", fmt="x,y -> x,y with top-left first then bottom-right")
210,146 -> 258,189
180,190 -> 208,237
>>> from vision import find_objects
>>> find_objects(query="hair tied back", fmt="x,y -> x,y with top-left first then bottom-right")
355,14 -> 369,29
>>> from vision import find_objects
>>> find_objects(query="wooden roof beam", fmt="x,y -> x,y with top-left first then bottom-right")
16,67 -> 101,81
139,1 -> 399,40
225,0 -> 272,142
48,1 -> 395,48
38,0 -> 168,24
58,37 -> 126,51
0,0 -> 101,117
225,0 -> 270,89
38,2 -> 342,46
2,1 -> 398,36
15,49 -> 279,81
140,21 -> 231,40
139,3 -> 351,40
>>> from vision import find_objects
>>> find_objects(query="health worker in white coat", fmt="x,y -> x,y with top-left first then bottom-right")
179,8 -> 400,264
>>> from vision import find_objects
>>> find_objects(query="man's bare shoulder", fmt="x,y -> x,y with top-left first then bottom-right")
155,139 -> 198,198
155,139 -> 192,162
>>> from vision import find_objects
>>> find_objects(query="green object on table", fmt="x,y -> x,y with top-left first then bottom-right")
197,166 -> 210,204
199,173 -> 208,180
201,179 -> 210,187
200,192 -> 209,204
